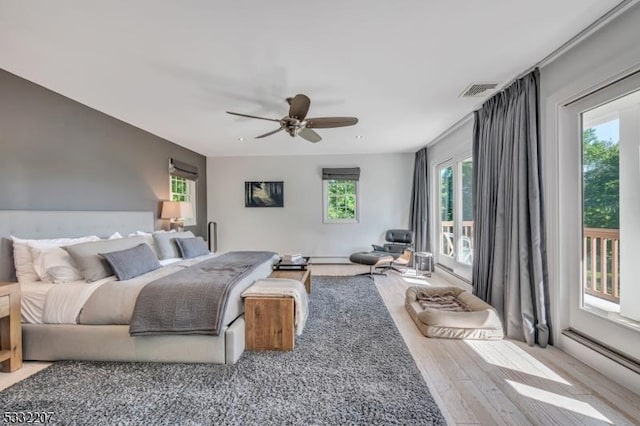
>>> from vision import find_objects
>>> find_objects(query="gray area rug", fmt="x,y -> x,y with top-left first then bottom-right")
1,276 -> 446,425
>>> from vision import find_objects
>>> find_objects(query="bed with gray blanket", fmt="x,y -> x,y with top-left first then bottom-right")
0,210 -> 278,365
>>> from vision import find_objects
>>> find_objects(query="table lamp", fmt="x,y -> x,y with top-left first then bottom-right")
161,201 -> 193,231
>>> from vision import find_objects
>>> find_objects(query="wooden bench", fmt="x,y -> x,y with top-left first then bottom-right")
269,268 -> 311,293
244,273 -> 309,351
245,296 -> 295,351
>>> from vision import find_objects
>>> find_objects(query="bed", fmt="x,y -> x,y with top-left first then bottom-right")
0,210 -> 276,364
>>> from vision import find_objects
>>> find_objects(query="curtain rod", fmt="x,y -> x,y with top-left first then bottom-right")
425,0 -> 639,148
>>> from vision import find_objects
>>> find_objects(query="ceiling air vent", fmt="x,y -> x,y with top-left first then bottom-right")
459,83 -> 499,98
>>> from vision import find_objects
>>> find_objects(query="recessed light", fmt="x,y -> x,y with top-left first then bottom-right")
238,137 -> 245,142
355,135 -> 363,139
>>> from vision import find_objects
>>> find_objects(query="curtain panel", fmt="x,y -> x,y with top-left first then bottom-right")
409,148 -> 429,253
472,68 -> 551,347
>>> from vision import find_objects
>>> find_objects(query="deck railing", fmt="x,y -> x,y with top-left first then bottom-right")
583,228 -> 620,304
440,221 -> 474,258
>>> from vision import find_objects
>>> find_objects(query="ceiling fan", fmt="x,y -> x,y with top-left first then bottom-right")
226,94 -> 358,143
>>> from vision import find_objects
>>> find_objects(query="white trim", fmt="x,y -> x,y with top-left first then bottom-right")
537,0 -> 640,71
426,114 -> 474,148
554,68 -> 640,362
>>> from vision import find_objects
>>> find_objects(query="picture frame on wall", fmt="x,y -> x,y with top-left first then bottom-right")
245,181 -> 284,207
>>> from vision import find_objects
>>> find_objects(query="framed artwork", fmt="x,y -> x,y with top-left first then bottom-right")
245,181 -> 284,207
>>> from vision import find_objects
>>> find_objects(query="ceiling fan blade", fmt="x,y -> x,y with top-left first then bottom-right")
288,94 -> 311,120
299,128 -> 322,143
226,111 -> 281,122
306,117 -> 359,128
255,127 -> 284,139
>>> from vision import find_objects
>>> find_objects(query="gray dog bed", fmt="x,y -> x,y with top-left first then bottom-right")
405,286 -> 503,340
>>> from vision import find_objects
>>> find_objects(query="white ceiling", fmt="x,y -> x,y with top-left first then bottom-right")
0,0 -> 623,157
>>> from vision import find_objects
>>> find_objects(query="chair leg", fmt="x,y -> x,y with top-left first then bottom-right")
355,265 -> 387,277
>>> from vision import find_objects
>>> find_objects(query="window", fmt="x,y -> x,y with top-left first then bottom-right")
323,179 -> 359,223
437,157 -> 473,277
579,88 -> 640,323
170,175 -> 197,226
321,167 -> 360,224
439,165 -> 454,258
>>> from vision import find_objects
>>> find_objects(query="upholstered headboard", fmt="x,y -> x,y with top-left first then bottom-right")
0,210 -> 154,282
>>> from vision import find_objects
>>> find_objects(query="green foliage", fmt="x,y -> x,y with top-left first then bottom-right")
327,180 -> 357,220
583,128 -> 619,229
171,176 -> 188,202
462,160 -> 473,222
440,166 -> 453,221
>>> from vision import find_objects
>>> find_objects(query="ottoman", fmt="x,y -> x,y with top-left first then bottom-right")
349,252 -> 395,276
405,286 -> 503,340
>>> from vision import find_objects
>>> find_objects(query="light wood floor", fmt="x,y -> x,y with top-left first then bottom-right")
2,265 -> 639,426
370,268 -> 640,426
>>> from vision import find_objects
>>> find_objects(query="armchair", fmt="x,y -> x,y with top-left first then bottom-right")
372,229 -> 413,259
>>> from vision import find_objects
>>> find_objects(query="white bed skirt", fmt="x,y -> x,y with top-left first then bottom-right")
22,315 -> 246,365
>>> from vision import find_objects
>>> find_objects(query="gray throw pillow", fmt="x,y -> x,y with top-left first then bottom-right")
63,236 -> 147,282
100,243 -> 161,281
152,231 -> 195,259
174,237 -> 210,259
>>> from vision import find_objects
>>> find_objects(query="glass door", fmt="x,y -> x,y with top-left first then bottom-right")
562,72 -> 640,360
436,157 -> 473,279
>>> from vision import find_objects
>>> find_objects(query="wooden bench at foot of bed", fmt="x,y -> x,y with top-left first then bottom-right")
245,297 -> 295,351
243,278 -> 308,352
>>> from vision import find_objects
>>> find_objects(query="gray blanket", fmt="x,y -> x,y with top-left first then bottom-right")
129,251 -> 276,336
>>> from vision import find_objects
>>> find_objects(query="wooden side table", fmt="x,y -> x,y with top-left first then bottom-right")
0,282 -> 22,372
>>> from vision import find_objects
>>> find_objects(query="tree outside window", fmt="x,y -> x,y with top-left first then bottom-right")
170,175 -> 197,226
324,179 -> 358,223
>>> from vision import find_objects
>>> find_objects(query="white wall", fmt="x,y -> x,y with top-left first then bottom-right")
207,153 -> 413,256
540,3 -> 640,394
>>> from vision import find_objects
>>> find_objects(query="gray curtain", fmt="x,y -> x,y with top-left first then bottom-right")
409,148 -> 429,253
472,68 -> 551,347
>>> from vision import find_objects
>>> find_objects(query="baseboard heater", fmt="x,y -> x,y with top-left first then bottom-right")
310,257 -> 352,265
435,263 -> 472,285
436,263 -> 453,273
562,328 -> 640,375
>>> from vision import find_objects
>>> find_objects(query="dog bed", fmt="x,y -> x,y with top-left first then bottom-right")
405,286 -> 503,340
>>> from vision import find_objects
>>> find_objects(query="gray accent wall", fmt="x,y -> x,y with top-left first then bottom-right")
0,69 -> 207,237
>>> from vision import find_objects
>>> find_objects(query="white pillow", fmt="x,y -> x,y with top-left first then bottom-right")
11,237 -> 39,283
29,246 -> 83,283
12,236 -> 100,283
133,230 -> 171,258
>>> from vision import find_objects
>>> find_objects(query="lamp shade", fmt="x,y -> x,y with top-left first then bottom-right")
161,201 -> 193,219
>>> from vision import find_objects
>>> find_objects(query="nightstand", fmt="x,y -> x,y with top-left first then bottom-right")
0,282 -> 22,372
